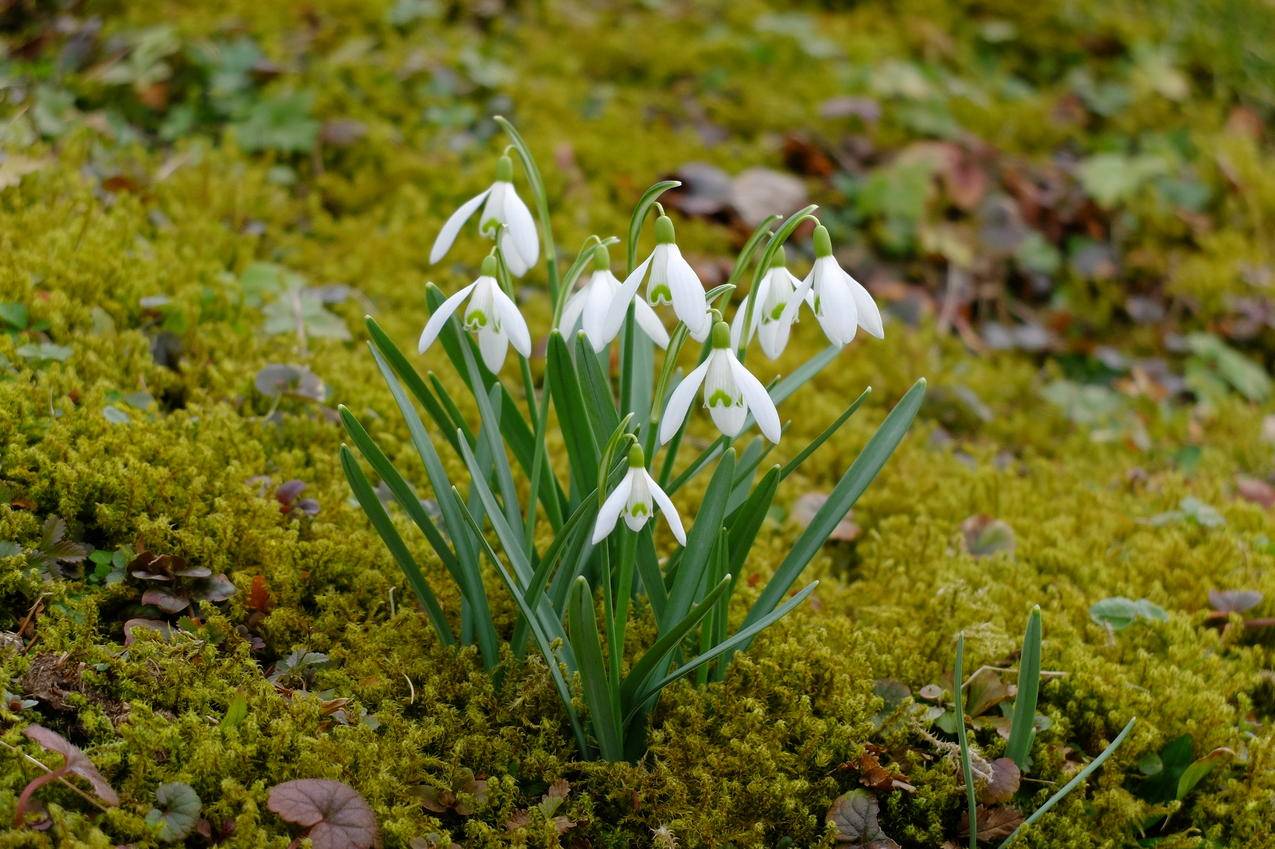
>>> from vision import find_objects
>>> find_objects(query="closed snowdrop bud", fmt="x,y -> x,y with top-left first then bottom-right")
417,254 -> 532,372
562,244 -> 669,352
730,245 -> 806,360
592,444 -> 686,545
659,320 -> 782,445
783,224 -> 883,347
429,155 -> 539,276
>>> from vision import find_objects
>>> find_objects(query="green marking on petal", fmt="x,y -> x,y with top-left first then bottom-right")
464,309 -> 489,330
650,284 -> 672,304
628,503 -> 650,518
707,389 -> 739,408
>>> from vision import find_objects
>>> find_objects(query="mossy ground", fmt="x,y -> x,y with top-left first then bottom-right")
2,1 -> 1274,847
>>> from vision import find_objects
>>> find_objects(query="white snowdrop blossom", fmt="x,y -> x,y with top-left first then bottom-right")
561,245 -> 669,352
591,445 -> 686,545
418,255 -> 532,372
429,155 -> 539,276
782,224 -> 883,347
659,320 -> 782,445
730,245 -> 809,360
619,215 -> 711,341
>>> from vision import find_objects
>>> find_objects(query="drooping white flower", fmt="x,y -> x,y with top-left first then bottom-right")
729,245 -> 809,360
560,244 -> 669,352
781,224 -> 883,347
418,255 -> 532,372
429,155 -> 539,276
592,444 -> 686,545
615,215 -> 711,341
658,320 -> 782,445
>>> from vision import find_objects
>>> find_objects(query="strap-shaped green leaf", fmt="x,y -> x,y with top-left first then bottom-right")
547,331 -> 601,496
339,445 -> 455,646
626,581 -> 818,722
725,465 -> 780,579
619,573 -> 731,709
452,489 -> 587,753
778,387 -> 871,482
1006,606 -> 1043,770
568,576 -> 625,760
742,378 -> 926,637
573,331 -> 620,439
662,449 -> 736,630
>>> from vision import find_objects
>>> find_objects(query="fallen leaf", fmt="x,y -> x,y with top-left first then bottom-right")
267,779 -> 379,849
1208,589 -> 1262,614
1235,475 -> 1275,508
961,516 -> 1015,557
980,758 -> 1021,805
827,789 -> 901,848
731,167 -> 808,227
793,493 -> 859,541
23,725 -> 119,805
959,806 -> 1024,840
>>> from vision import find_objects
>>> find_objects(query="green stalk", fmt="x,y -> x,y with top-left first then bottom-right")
954,633 -> 978,849
494,116 -> 558,301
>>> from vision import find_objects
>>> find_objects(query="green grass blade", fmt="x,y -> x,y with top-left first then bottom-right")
568,576 -> 625,761
339,445 -> 455,646
1006,606 -> 1043,770
954,633 -> 978,849
1000,718 -> 1137,847
741,378 -> 926,637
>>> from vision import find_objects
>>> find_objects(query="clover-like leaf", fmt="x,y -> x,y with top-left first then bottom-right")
146,782 -> 201,842
268,779 -> 378,849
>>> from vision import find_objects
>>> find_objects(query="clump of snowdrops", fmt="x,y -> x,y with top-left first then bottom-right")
339,117 -> 926,761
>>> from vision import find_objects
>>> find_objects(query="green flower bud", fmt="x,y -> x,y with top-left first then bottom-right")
654,215 -> 676,245
813,224 -> 832,258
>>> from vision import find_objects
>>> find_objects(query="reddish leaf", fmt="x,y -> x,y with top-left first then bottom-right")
249,575 -> 274,612
827,790 -> 901,848
1235,474 -> 1275,508
1208,589 -> 1262,614
959,806 -> 1024,841
23,725 -> 119,806
979,758 -> 1021,805
268,780 -> 378,849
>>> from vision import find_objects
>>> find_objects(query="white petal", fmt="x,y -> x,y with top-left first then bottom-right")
559,290 -> 586,337
622,472 -> 652,532
582,272 -> 618,352
646,245 -> 673,305
429,187 -> 492,265
601,254 -> 651,344
659,358 -> 711,444
478,182 -> 505,233
730,276 -> 771,350
477,326 -> 509,372
418,282 -> 477,353
492,286 -> 531,357
704,351 -> 746,437
645,471 -> 686,545
758,316 -> 793,360
781,268 -> 815,330
812,261 -> 858,346
633,298 -> 670,348
665,246 -> 710,340
845,271 -> 884,339
501,184 -> 539,271
728,353 -> 781,443
592,472 -> 635,544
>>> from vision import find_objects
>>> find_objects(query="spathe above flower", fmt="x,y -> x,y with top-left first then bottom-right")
592,444 -> 686,545
659,320 -> 782,445
418,255 -> 531,372
782,224 -> 883,347
730,245 -> 809,360
561,244 -> 669,352
614,214 -> 711,341
429,155 -> 539,276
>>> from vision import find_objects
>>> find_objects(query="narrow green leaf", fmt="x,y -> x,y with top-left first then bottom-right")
1006,606 -> 1043,770
547,331 -> 601,496
742,378 -> 925,637
573,331 -> 620,438
662,450 -> 736,630
725,465 -> 780,578
955,633 -> 978,849
778,387 -> 871,482
568,577 -> 625,760
339,446 -> 454,646
1000,718 -> 1137,847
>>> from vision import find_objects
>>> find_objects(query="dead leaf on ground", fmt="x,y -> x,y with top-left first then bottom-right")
267,779 -> 379,849
979,758 -> 1021,805
959,805 -> 1024,841
23,725 -> 119,806
1235,474 -> 1275,508
793,493 -> 860,542
827,789 -> 901,848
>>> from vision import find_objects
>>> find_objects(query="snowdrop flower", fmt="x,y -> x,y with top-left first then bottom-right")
418,255 -> 531,372
618,215 -> 711,341
782,224 -> 883,347
429,155 -> 539,276
561,244 -> 669,352
592,444 -> 686,545
659,320 -> 782,445
730,245 -> 809,360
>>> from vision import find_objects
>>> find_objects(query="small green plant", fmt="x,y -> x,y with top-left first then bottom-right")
952,609 -> 1136,847
340,116 -> 925,760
